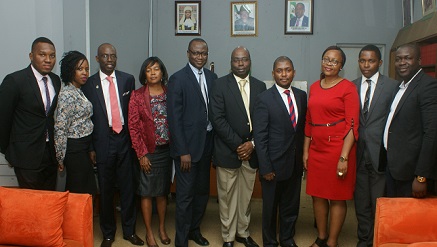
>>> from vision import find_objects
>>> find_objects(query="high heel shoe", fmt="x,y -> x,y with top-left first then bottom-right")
158,232 -> 171,245
145,235 -> 159,247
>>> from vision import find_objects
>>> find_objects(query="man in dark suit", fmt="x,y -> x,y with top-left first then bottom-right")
167,38 -> 218,247
81,43 -> 143,247
210,46 -> 266,247
0,37 -> 61,190
352,45 -> 400,247
383,43 -> 437,198
253,56 -> 306,247
289,3 -> 309,27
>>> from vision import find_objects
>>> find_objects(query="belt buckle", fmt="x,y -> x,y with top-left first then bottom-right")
326,123 -> 330,127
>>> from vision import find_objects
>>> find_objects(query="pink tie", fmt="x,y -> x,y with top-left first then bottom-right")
107,76 -> 122,133
296,18 -> 300,27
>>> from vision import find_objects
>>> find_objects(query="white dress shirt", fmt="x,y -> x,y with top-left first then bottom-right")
99,70 -> 125,127
31,65 -> 55,111
275,84 -> 299,124
360,72 -> 379,108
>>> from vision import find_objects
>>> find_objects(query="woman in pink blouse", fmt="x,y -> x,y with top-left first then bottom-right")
128,57 -> 171,247
55,51 -> 97,195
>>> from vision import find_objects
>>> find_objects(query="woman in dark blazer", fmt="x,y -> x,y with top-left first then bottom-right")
128,57 -> 171,247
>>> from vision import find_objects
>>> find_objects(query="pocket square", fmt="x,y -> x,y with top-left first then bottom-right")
122,91 -> 130,96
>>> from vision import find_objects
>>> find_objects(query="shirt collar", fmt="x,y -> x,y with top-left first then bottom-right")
30,64 -> 46,82
188,63 -> 203,75
275,84 -> 293,95
400,69 -> 422,89
99,70 -> 115,81
233,74 -> 250,84
361,72 -> 380,85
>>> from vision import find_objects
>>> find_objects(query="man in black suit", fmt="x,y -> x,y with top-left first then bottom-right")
352,45 -> 400,247
0,37 -> 61,190
210,46 -> 266,247
167,38 -> 218,247
81,43 -> 143,247
383,43 -> 437,198
290,3 -> 309,27
253,56 -> 306,247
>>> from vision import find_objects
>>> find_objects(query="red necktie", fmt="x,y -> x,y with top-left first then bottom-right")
284,90 -> 297,130
107,76 -> 122,133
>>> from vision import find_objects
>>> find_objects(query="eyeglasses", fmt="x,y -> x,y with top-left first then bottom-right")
231,57 -> 250,63
322,57 -> 341,66
188,50 -> 209,57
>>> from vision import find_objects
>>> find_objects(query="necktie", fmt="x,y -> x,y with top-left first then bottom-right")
363,79 -> 372,118
284,90 -> 297,130
296,18 -> 300,27
238,79 -> 252,131
42,76 -> 50,115
198,70 -> 208,105
107,76 -> 122,133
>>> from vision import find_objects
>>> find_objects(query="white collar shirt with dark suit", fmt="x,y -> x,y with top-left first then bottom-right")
253,83 -> 307,246
353,72 -> 400,247
0,65 -> 61,169
383,69 -> 437,182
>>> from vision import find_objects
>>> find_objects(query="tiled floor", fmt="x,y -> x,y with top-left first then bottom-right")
93,179 -> 358,247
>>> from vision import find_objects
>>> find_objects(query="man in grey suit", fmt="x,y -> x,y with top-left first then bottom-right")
210,46 -> 266,247
353,45 -> 399,247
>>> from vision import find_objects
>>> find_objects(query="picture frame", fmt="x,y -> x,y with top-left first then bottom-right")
285,0 -> 313,35
402,0 -> 413,27
175,1 -> 201,36
231,2 -> 258,37
422,0 -> 436,16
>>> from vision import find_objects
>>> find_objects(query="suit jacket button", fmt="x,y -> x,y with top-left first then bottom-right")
247,122 -> 250,125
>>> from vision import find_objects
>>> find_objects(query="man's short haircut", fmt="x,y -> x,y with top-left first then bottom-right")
188,38 -> 207,50
273,56 -> 294,70
296,3 -> 305,9
359,44 -> 381,61
31,37 -> 55,52
97,43 -> 116,55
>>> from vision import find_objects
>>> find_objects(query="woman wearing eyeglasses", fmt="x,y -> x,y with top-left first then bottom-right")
303,46 -> 359,247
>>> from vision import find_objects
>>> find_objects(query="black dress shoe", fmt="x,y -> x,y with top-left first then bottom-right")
235,236 -> 259,247
101,238 -> 114,247
223,241 -> 234,247
123,234 -> 145,246
188,232 -> 209,246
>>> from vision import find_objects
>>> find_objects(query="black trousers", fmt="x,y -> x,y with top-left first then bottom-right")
97,129 -> 138,239
174,131 -> 213,247
261,170 -> 301,247
14,142 -> 57,190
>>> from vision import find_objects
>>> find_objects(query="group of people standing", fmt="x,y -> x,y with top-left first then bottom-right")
0,36 -> 436,247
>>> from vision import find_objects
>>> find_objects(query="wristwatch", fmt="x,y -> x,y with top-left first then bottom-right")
416,176 -> 427,183
339,156 -> 348,162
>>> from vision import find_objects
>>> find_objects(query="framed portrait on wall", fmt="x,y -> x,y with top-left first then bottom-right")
285,0 -> 313,34
231,2 -> 258,37
175,1 -> 201,36
402,0 -> 413,26
422,0 -> 436,16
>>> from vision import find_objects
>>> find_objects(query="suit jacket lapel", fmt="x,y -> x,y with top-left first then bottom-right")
93,74 -> 108,119
227,74 -> 248,119
393,71 -> 422,118
272,87 -> 291,125
26,66 -> 45,115
184,64 -> 206,105
291,87 -> 303,127
368,76 -> 385,117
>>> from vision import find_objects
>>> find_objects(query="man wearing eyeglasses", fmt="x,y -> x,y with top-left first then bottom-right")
167,38 -> 218,247
210,46 -> 265,247
82,43 -> 144,247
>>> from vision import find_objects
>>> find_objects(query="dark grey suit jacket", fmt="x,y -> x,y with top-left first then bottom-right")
210,73 -> 266,169
353,74 -> 400,173
167,64 -> 218,162
0,65 -> 61,168
253,85 -> 307,181
386,70 -> 437,180
81,70 -> 135,163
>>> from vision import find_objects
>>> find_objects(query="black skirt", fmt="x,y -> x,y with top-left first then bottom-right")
64,135 -> 97,195
137,145 -> 172,197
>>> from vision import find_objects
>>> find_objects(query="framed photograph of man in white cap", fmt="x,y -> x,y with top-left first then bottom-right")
231,2 -> 258,37
175,1 -> 201,36
285,0 -> 313,34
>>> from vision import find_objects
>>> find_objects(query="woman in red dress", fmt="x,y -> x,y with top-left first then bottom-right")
304,46 -> 359,247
